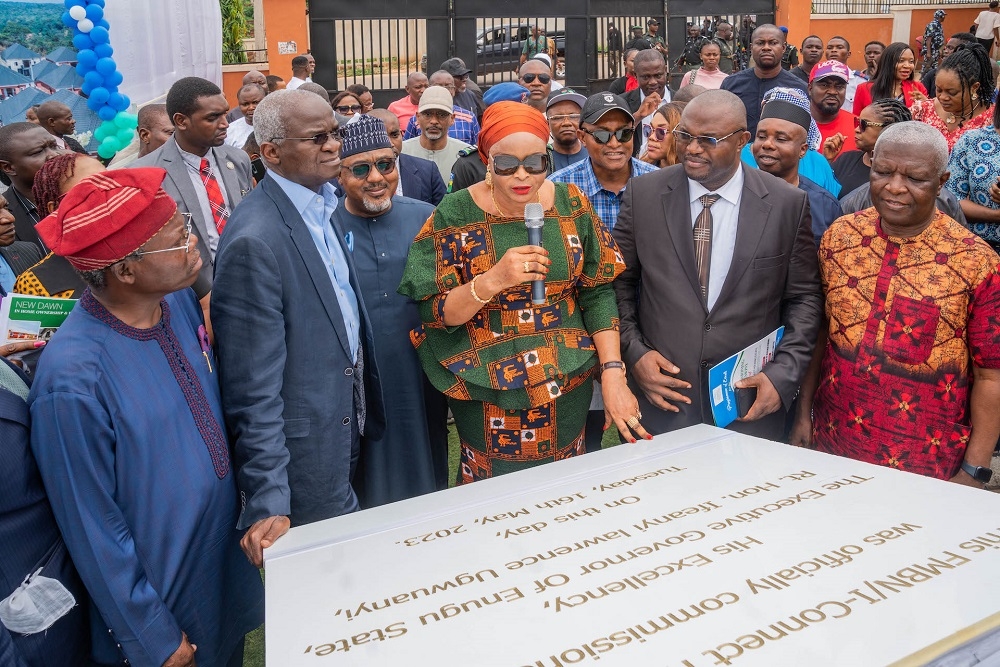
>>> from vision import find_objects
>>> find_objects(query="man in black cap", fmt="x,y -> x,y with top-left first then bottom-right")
644,18 -> 668,63
332,115 -> 449,504
549,92 -> 658,452
440,57 -> 484,118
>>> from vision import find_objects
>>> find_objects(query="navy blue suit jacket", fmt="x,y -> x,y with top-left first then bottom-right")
0,360 -> 89,666
398,153 -> 446,206
211,174 -> 385,529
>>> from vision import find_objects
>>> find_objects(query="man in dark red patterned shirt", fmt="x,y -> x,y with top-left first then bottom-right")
791,122 -> 1000,487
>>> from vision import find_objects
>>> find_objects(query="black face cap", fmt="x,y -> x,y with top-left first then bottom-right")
580,92 -> 634,125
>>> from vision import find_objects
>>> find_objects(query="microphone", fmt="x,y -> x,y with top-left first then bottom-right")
525,203 -> 546,305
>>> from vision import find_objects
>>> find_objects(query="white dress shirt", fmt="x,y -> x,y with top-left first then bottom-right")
687,167 -> 744,311
177,147 -> 231,257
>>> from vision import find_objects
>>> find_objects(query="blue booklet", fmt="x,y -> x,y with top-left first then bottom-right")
708,326 -> 784,428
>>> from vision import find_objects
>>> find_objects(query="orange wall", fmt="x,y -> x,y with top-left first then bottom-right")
809,17 -> 894,71
909,8 -> 982,54
776,0 -> 812,52
261,0 -> 309,84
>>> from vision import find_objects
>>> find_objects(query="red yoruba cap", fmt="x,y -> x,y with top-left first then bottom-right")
36,167 -> 178,271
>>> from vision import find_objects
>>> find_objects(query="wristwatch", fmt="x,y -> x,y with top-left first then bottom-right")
600,360 -> 626,375
960,460 -> 993,484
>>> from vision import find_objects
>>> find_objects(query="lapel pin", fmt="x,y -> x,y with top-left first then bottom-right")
226,161 -> 235,170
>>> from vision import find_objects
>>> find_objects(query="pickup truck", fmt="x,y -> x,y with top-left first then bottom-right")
477,24 -> 566,76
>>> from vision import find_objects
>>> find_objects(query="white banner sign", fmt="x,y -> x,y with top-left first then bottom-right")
265,425 -> 1000,666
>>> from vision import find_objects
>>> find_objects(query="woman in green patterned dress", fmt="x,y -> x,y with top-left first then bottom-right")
398,102 -> 649,483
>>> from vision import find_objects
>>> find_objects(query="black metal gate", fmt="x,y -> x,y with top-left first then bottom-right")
308,0 -> 775,107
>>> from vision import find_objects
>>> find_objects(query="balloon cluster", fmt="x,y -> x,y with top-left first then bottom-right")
62,0 -> 137,159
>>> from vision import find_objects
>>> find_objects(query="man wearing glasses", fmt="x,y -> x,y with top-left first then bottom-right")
29,167 -> 264,667
333,115 -> 448,505
546,89 -> 588,171
549,92 -> 657,452
401,85 -> 472,184
212,89 -> 385,564
134,77 -> 254,285
612,89 -> 822,441
518,59 -> 554,114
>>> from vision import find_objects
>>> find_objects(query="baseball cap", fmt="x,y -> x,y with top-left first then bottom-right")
809,60 -> 851,83
440,57 -> 472,77
647,18 -> 659,25
418,86 -> 454,113
580,92 -> 634,125
546,88 -> 587,111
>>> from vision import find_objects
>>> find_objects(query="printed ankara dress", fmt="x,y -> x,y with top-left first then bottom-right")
398,182 -> 624,482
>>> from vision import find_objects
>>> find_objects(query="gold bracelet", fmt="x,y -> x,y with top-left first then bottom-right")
469,275 -> 490,305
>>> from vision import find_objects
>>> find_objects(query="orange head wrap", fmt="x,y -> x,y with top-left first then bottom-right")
477,102 -> 551,166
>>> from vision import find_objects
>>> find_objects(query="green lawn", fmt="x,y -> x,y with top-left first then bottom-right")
243,421 -> 622,665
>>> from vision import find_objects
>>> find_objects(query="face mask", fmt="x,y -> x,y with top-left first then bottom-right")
0,568 -> 76,634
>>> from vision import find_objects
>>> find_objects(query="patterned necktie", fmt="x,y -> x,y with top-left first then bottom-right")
694,193 -> 721,302
199,158 -> 230,234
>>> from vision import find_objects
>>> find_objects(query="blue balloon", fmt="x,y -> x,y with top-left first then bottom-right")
64,0 -> 85,8
72,33 -> 93,50
81,80 -> 94,96
98,104 -> 117,121
107,92 -> 125,111
97,19 -> 109,30
84,4 -> 103,22
83,70 -> 104,87
76,49 -> 97,70
93,43 -> 113,59
88,0 -> 105,7
118,94 -> 131,111
90,26 -> 110,44
86,95 -> 103,112
61,12 -> 76,28
104,71 -> 123,87
89,86 -> 110,105
95,57 -> 116,77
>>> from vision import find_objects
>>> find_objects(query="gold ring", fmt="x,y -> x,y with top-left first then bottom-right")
626,416 -> 640,429
524,261 -> 530,273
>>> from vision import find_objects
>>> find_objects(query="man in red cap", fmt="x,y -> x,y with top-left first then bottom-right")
27,167 -> 263,667
807,60 -> 857,159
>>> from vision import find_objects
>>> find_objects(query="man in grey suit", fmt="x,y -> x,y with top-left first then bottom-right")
612,89 -> 822,441
211,89 -> 385,567
133,77 -> 252,284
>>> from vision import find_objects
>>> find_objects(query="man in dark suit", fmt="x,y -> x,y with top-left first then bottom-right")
0,123 -> 63,252
623,49 -> 672,156
0,352 -> 90,666
369,108 -> 445,206
612,90 -> 822,441
211,89 -> 385,567
133,77 -> 253,284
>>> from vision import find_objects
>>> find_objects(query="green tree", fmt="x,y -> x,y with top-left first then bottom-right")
220,0 -> 249,65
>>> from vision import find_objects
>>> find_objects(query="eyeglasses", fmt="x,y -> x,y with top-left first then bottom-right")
581,126 -> 635,144
335,104 -> 363,114
492,153 -> 549,175
521,73 -> 551,84
643,125 -> 671,141
344,157 -> 397,179
362,102 -> 374,111
139,213 -> 193,256
547,114 -> 581,123
272,129 -> 343,145
419,109 -> 452,120
672,127 -> 745,148
854,117 -> 888,132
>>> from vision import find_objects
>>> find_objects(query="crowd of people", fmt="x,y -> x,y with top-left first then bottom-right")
2,13 -> 1000,667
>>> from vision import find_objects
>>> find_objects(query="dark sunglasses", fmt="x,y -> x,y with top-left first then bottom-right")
335,104 -> 363,114
642,125 -> 671,141
345,157 -> 397,179
274,129 -> 343,145
854,117 -> 888,132
521,73 -> 551,84
492,153 -> 549,175
581,126 -> 635,144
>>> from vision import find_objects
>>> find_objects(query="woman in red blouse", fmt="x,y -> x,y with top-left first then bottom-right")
853,42 -> 928,115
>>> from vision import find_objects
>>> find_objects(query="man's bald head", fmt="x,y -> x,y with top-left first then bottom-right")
752,24 -> 784,42
429,70 -> 455,89
242,70 -> 267,87
673,84 -> 706,103
368,108 -> 402,152
684,89 -> 747,128
36,100 -> 75,137
874,121 -> 949,176
137,104 -> 172,157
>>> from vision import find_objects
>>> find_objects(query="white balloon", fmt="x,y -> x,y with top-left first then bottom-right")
77,18 -> 94,33
68,5 -> 86,20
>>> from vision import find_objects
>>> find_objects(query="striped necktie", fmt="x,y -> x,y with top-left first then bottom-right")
694,193 -> 721,303
199,158 -> 230,234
